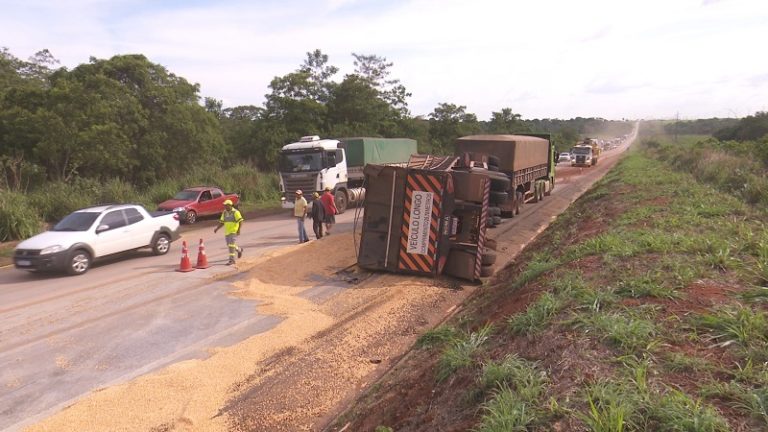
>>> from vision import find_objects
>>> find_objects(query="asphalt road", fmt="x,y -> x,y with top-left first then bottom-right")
0,130 -> 636,432
0,209 -> 360,432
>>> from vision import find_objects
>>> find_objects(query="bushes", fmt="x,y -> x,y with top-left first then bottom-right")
0,166 -> 280,241
0,192 -> 43,241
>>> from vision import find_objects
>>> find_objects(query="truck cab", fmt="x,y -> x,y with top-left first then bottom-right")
279,136 -> 346,209
571,145 -> 594,167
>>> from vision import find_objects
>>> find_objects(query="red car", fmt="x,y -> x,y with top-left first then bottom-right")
157,187 -> 240,224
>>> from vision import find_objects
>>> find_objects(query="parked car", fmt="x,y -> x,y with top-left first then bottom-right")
557,152 -> 571,163
13,204 -> 180,275
157,186 -> 240,224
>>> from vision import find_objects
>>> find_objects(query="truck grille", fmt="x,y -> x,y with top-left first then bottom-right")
282,174 -> 316,202
575,156 -> 586,164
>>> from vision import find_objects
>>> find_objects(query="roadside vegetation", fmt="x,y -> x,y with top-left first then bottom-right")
333,123 -> 768,431
1,47 -> 631,242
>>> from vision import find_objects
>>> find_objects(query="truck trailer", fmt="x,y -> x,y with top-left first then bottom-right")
455,134 -> 556,217
278,136 -> 417,213
357,161 -> 496,281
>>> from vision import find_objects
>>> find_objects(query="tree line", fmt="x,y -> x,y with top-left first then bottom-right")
1,47 -> 632,193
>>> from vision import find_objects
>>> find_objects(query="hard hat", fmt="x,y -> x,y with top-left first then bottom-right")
312,192 -> 320,198
223,199 -> 233,206
295,189 -> 303,195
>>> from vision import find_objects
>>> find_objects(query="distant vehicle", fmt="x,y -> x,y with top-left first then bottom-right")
13,204 -> 180,275
157,186 -> 239,224
571,145 -> 594,167
557,152 -> 571,163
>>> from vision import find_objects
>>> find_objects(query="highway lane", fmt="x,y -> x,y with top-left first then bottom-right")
0,210 -> 359,432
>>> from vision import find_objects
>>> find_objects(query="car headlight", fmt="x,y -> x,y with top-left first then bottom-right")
40,245 -> 65,255
173,207 -> 186,212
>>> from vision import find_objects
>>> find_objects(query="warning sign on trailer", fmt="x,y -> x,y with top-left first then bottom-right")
406,191 -> 434,255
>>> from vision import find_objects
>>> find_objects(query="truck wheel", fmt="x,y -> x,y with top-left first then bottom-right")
489,206 -> 501,216
152,233 -> 171,255
482,250 -> 497,265
185,210 -> 197,224
480,265 -> 494,278
492,216 -> 502,225
67,249 -> 91,275
335,190 -> 348,214
487,155 -> 501,168
490,191 -> 508,205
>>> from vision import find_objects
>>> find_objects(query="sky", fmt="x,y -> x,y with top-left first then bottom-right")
1,0 -> 767,121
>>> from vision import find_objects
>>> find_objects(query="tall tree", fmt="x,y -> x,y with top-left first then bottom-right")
299,49 -> 338,103
488,108 -> 529,134
352,53 -> 411,116
428,103 -> 480,154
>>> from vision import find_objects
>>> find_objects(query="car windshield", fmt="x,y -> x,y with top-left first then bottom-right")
572,147 -> 591,155
172,190 -> 199,201
279,151 -> 323,172
53,212 -> 100,231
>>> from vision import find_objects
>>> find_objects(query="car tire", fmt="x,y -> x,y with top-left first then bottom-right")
185,210 -> 197,224
67,249 -> 91,276
152,233 -> 171,255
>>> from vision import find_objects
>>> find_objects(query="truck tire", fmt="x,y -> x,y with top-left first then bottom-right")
67,249 -> 91,275
482,250 -> 497,265
185,210 -> 197,224
490,175 -> 510,192
487,155 -> 501,168
480,265 -> 494,278
492,215 -> 502,225
489,206 -> 501,216
335,190 -> 347,214
487,216 -> 496,228
490,191 -> 508,205
152,233 -> 171,255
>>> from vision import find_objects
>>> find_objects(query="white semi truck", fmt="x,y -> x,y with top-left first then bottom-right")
278,136 -> 417,213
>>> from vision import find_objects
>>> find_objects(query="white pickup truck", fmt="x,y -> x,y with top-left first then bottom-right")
13,204 -> 181,275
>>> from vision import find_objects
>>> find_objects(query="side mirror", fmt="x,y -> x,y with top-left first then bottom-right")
96,224 -> 110,234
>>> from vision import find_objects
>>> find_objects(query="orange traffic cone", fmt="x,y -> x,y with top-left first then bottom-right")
195,238 -> 210,269
176,240 -> 195,272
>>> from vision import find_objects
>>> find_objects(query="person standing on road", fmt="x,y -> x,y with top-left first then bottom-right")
320,186 -> 338,235
310,192 -> 326,240
214,199 -> 244,265
294,190 -> 309,243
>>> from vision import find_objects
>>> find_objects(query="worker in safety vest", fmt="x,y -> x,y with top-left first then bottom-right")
214,199 -> 244,265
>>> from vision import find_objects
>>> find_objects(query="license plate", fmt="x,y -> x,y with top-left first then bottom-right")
16,260 -> 31,266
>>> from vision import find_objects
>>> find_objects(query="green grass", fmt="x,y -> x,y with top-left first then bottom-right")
507,292 -> 565,336
416,325 -> 460,349
436,324 -> 493,382
571,311 -> 660,355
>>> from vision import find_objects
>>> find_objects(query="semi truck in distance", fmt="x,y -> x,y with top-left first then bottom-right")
278,136 -> 417,213
571,138 -> 601,167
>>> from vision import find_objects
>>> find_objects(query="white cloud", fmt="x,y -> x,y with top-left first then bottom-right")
1,0 -> 766,120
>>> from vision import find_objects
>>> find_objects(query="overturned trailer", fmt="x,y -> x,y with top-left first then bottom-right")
357,161 -> 495,281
